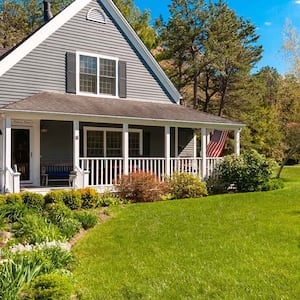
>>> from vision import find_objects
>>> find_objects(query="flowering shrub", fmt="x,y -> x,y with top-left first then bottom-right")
79,187 -> 101,208
208,150 -> 275,193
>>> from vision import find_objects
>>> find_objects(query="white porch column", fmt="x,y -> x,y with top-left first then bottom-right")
234,129 -> 241,155
193,130 -> 197,158
5,117 -> 11,170
165,126 -> 171,176
175,127 -> 179,157
201,128 -> 207,180
123,123 -> 129,175
73,121 -> 80,168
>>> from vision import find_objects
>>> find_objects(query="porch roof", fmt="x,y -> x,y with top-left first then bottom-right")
2,92 -> 244,129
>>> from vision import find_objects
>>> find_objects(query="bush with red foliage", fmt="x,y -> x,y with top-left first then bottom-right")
116,172 -> 170,202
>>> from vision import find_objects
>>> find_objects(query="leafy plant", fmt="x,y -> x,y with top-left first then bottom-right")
24,273 -> 74,300
0,203 -> 29,223
74,211 -> 98,230
45,202 -> 72,225
44,190 -> 65,205
5,193 -> 23,205
13,214 -> 63,244
209,150 -> 275,193
261,178 -> 284,191
79,187 -> 101,209
62,190 -> 82,210
169,172 -> 208,199
58,217 -> 82,239
21,192 -> 45,211
117,172 -> 170,202
0,255 -> 43,300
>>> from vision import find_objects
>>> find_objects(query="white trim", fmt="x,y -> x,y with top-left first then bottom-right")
201,128 -> 207,180
123,124 -> 129,175
74,121 -> 80,167
101,0 -> 181,103
0,0 -> 181,103
0,0 -> 90,77
165,126 -> 171,176
11,125 -> 33,184
234,129 -> 241,155
83,126 -> 143,157
86,8 -> 106,24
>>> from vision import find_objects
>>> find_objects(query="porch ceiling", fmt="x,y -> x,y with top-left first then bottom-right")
2,92 -> 244,129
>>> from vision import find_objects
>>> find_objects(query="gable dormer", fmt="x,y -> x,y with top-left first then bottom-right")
0,0 -> 180,107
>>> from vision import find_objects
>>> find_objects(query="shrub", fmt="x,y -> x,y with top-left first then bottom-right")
116,172 -> 170,202
45,202 -> 72,225
79,187 -> 101,208
5,193 -> 23,205
99,190 -> 122,206
209,150 -> 275,193
169,172 -> 208,199
0,194 -> 6,205
6,241 -> 74,273
74,211 -> 98,230
26,273 -> 74,300
261,178 -> 284,191
44,190 -> 65,205
0,203 -> 29,223
13,214 -> 63,244
0,255 -> 44,300
22,192 -> 45,211
58,217 -> 82,239
62,190 -> 82,210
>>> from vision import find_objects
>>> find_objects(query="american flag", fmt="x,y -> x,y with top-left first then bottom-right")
206,130 -> 229,157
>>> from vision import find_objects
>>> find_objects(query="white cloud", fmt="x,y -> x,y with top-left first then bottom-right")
264,22 -> 272,26
295,0 -> 300,4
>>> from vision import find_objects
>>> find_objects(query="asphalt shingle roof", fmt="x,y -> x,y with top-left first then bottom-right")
3,92 -> 244,128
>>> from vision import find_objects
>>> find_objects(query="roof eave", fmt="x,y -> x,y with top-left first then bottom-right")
1,108 -> 245,130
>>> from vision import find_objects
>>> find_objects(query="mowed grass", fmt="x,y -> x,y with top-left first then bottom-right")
72,167 -> 300,299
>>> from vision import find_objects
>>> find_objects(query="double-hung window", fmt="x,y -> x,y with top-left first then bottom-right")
84,127 -> 143,158
79,53 -> 117,96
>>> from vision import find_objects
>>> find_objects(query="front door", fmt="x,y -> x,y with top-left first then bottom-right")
12,128 -> 31,182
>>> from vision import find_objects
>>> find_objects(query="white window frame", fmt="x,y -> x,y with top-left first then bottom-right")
83,126 -> 143,157
76,51 -> 119,98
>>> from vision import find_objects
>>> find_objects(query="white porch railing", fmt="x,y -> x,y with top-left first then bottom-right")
78,157 -> 222,187
6,167 -> 21,194
79,158 -> 124,186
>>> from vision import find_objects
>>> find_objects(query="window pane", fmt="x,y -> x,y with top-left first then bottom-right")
80,55 -> 97,93
129,132 -> 140,157
99,58 -> 116,95
87,131 -> 104,157
107,131 -> 122,157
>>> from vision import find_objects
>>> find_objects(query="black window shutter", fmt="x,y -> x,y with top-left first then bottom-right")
66,52 -> 76,94
118,61 -> 127,98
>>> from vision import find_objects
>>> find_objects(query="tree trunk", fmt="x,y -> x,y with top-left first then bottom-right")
276,148 -> 297,178
193,73 -> 198,109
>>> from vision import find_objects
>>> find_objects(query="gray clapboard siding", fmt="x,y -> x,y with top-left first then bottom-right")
0,0 -> 172,107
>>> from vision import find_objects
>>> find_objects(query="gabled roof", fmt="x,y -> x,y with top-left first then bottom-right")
0,0 -> 181,103
2,92 -> 244,129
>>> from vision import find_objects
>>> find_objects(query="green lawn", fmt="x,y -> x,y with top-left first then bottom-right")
72,167 -> 300,299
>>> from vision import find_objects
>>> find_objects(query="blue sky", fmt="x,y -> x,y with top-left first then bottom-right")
134,0 -> 300,74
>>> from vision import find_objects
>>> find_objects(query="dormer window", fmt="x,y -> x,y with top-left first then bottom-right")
79,54 -> 117,96
66,52 -> 126,98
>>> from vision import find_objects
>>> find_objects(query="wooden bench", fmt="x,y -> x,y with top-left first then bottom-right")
41,164 -> 76,187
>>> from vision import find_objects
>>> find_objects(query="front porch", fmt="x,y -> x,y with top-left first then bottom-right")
0,117 -> 241,194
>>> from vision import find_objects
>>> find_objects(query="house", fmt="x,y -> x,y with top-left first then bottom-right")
0,0 -> 243,194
